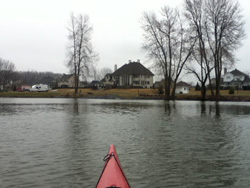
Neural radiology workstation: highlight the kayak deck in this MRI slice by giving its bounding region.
[96,144,130,188]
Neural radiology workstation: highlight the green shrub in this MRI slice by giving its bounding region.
[195,82,201,91]
[229,87,235,94]
[158,86,164,94]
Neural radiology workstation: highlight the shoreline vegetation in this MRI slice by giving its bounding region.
[1,88,250,102]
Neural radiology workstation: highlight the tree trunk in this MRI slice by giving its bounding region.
[215,76,221,101]
[164,78,171,100]
[74,64,78,94]
[208,73,214,96]
[201,83,207,101]
[171,80,177,98]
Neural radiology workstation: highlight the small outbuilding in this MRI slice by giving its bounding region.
[175,81,191,94]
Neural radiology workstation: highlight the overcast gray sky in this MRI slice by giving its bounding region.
[0,0,249,79]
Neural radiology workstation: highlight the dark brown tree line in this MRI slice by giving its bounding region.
[0,59,62,91]
[14,71,62,85]
[0,58,15,91]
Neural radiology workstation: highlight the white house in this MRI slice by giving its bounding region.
[223,68,250,89]
[57,74,75,88]
[175,81,191,94]
[102,74,116,88]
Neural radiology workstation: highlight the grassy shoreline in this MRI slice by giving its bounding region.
[1,88,250,101]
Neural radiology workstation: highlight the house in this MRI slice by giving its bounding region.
[223,68,250,89]
[90,80,103,89]
[102,74,116,88]
[57,74,75,88]
[12,80,31,91]
[80,81,89,88]
[103,60,154,88]
[175,81,191,94]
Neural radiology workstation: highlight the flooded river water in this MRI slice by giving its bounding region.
[0,98,250,187]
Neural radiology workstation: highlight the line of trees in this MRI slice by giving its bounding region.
[0,58,16,91]
[141,0,245,100]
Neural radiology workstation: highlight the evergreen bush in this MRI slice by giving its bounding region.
[229,87,235,94]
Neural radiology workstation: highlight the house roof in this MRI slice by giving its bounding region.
[244,77,250,82]
[59,74,74,82]
[112,62,154,76]
[91,80,100,84]
[176,81,191,87]
[104,73,114,82]
[230,69,248,77]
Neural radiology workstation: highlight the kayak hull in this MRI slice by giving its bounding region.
[96,144,130,188]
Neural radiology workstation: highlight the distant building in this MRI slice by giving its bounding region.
[90,80,101,88]
[222,68,250,89]
[175,81,191,94]
[102,74,115,88]
[102,60,154,88]
[80,81,88,88]
[12,80,31,91]
[57,74,75,88]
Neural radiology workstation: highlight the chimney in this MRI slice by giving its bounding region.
[224,68,227,75]
[128,60,132,63]
[114,64,117,72]
[137,59,140,63]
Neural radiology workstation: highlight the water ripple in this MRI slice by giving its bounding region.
[1,99,250,187]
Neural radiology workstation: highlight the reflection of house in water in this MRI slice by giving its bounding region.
[102,60,154,88]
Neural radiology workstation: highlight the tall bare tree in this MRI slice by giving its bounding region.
[184,0,214,100]
[184,0,245,100]
[66,13,97,94]
[205,0,245,99]
[0,58,16,91]
[141,6,195,99]
[93,67,112,81]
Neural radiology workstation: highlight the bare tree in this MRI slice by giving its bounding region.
[0,58,16,91]
[141,6,195,99]
[184,0,214,100]
[93,67,112,81]
[66,13,98,94]
[14,71,61,85]
[206,0,245,99]
[184,0,245,100]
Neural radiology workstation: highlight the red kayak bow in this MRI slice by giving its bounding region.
[96,144,131,188]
